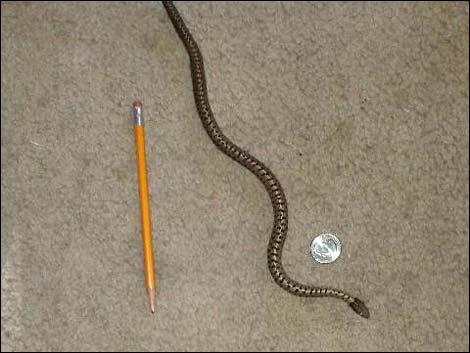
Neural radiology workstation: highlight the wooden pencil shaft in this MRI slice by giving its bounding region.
[134,125,155,288]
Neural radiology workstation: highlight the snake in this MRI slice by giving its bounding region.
[162,1,370,319]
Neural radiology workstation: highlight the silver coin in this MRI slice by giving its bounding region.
[310,233,342,264]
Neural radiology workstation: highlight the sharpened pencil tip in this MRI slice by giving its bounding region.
[147,287,155,314]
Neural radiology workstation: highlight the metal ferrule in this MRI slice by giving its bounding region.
[133,105,143,125]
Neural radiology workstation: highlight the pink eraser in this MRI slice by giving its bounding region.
[133,101,142,108]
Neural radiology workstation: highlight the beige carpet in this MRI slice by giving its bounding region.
[1,1,468,351]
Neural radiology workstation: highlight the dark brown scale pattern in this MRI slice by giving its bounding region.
[162,1,369,319]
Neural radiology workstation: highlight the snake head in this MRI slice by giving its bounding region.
[349,298,370,319]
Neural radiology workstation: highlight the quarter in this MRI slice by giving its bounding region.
[310,233,342,264]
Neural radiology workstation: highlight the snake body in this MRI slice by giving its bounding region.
[162,1,369,318]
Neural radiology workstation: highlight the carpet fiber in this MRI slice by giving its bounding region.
[1,1,468,351]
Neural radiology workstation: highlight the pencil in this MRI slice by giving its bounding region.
[132,101,156,313]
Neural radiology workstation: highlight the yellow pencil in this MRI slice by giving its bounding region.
[133,101,156,313]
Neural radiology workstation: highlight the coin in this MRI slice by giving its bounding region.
[310,233,342,264]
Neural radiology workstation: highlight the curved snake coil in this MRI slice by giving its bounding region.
[162,1,369,318]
